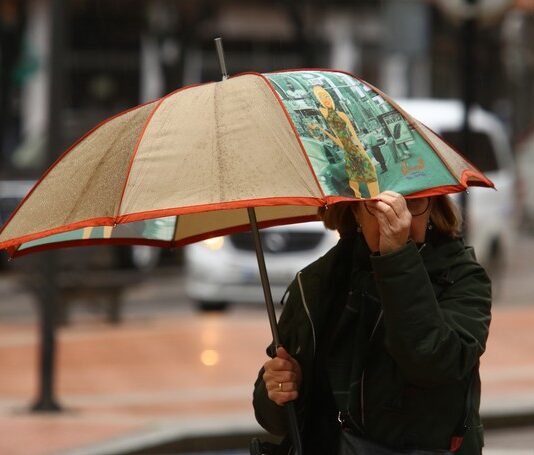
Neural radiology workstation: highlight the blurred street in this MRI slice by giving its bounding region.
[0,231,533,455]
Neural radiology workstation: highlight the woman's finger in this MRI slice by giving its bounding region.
[375,192,408,218]
[263,370,298,386]
[263,346,303,403]
[375,207,411,239]
[367,200,405,229]
[267,389,299,406]
[263,373,302,406]
[266,378,299,393]
[263,357,294,372]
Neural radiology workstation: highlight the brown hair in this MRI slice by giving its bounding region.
[428,194,462,238]
[319,202,358,237]
[319,195,462,239]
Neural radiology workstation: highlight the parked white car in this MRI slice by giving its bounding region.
[185,222,339,311]
[397,99,517,286]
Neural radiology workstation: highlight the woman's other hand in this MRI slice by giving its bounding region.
[364,191,412,254]
[263,346,302,406]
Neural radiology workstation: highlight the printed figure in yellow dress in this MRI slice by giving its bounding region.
[309,85,379,198]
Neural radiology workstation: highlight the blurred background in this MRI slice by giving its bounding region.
[1,1,534,454]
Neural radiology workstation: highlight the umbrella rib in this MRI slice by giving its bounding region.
[260,68,491,193]
[345,67,491,190]
[0,101,158,241]
[213,82,226,202]
[114,82,205,221]
[255,73,327,201]
[357,70,492,190]
[114,98,165,221]
[59,119,146,228]
[171,215,180,243]
[352,74,465,186]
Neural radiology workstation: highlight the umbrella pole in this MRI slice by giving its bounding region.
[246,208,280,346]
[247,208,303,455]
[214,37,302,454]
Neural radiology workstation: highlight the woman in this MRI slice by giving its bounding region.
[309,85,380,198]
[253,192,491,454]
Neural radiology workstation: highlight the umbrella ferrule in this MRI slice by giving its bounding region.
[214,37,229,81]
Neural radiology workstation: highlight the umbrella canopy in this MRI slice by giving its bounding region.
[0,69,493,257]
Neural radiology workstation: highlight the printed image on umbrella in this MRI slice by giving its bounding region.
[0,69,492,257]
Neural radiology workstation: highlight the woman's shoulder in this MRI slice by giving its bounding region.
[425,234,490,284]
[430,235,478,264]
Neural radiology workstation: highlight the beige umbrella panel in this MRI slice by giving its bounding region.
[0,74,325,256]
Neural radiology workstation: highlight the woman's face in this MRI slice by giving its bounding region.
[351,197,432,253]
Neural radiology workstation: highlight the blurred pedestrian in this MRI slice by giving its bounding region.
[253,192,491,455]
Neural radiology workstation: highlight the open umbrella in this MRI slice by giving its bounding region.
[0,44,493,453]
[0,69,493,256]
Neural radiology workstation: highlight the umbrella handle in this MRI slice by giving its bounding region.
[286,402,304,455]
[247,208,303,455]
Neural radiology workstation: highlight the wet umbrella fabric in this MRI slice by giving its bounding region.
[0,69,492,256]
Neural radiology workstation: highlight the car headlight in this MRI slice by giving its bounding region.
[202,236,224,250]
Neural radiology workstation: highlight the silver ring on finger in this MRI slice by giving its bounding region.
[278,382,283,391]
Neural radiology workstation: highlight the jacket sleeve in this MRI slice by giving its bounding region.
[370,241,492,387]
[252,281,307,436]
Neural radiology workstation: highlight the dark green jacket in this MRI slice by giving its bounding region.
[253,233,491,454]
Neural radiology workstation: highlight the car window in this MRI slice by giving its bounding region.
[440,131,499,173]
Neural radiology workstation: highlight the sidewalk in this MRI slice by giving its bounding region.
[0,304,271,455]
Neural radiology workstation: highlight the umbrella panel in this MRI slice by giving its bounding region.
[265,70,480,199]
[14,205,320,255]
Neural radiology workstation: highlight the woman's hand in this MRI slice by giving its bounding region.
[364,191,412,255]
[263,346,302,406]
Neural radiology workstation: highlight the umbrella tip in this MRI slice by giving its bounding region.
[214,37,229,81]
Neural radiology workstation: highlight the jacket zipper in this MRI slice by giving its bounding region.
[297,272,316,357]
[359,244,426,430]
[359,244,425,429]
[297,273,385,432]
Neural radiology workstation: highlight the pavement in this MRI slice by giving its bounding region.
[0,233,534,455]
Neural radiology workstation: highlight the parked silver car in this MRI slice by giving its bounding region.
[185,222,339,311]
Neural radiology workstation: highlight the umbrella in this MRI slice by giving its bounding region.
[0,70,493,256]
[0,46,493,453]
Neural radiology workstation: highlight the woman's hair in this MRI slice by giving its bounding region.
[319,202,358,237]
[428,194,463,238]
[318,194,462,239]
